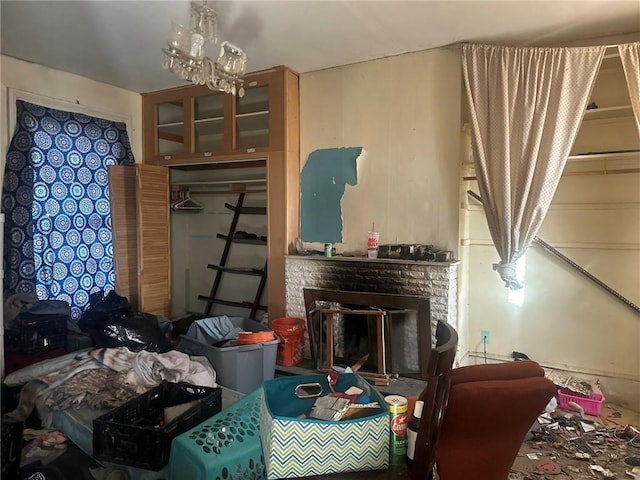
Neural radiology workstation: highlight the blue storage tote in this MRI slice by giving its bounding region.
[169,389,266,480]
[177,317,278,394]
[260,373,390,478]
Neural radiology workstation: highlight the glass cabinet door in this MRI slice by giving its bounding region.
[236,86,270,150]
[195,94,225,154]
[157,100,185,157]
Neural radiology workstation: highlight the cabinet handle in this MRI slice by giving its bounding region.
[163,155,172,160]
[204,152,212,157]
[248,81,258,87]
[246,148,256,153]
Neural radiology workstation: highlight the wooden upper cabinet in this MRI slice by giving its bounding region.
[143,66,296,164]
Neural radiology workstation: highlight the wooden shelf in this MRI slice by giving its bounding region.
[567,150,640,162]
[194,117,224,124]
[158,121,184,128]
[583,105,634,121]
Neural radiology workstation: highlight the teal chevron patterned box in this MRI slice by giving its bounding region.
[260,373,390,478]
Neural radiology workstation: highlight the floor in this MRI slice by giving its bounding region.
[510,401,640,480]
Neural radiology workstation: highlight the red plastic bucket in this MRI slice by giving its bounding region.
[272,317,305,366]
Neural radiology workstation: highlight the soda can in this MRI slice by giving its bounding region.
[384,394,408,465]
[324,243,333,257]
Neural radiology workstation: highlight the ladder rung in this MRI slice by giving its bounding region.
[224,203,267,215]
[216,234,267,245]
[198,296,267,312]
[198,296,248,309]
[206,265,265,275]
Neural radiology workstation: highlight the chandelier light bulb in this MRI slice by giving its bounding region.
[189,33,205,60]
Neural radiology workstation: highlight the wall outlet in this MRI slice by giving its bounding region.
[481,330,490,344]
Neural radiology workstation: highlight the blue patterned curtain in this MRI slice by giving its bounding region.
[2,100,135,318]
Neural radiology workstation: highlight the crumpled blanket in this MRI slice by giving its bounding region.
[7,347,217,427]
[129,349,217,393]
[185,315,241,344]
[91,347,217,393]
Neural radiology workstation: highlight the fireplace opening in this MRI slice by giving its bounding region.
[338,305,381,371]
[333,306,421,374]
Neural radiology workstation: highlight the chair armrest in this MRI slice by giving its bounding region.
[451,360,544,386]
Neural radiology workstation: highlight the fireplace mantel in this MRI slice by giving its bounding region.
[284,255,459,358]
[286,255,461,267]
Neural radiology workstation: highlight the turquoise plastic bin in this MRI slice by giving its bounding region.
[168,389,266,480]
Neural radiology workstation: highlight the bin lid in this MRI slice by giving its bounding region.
[238,330,275,345]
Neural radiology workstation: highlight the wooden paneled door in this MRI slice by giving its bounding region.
[109,164,171,317]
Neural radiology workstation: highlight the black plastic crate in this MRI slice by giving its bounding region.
[1,417,24,480]
[5,313,67,354]
[93,381,221,470]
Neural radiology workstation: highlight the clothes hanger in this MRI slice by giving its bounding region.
[172,191,203,211]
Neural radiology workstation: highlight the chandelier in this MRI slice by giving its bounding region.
[162,1,247,96]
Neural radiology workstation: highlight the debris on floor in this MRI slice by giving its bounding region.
[544,370,599,397]
[511,401,640,480]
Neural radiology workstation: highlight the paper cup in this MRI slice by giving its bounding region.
[367,231,379,258]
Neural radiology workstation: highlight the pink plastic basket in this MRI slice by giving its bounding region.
[557,388,605,416]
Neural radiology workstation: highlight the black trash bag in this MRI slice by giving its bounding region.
[78,290,172,353]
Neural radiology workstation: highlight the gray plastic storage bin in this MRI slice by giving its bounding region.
[177,317,279,394]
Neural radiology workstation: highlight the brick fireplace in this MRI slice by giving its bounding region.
[284,255,459,376]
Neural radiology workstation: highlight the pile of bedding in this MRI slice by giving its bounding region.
[4,347,217,427]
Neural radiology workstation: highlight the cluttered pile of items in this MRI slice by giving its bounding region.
[293,370,383,421]
[168,368,408,479]
[509,371,640,479]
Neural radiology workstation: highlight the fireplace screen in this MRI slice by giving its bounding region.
[303,289,432,380]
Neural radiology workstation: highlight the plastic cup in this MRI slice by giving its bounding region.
[367,231,379,258]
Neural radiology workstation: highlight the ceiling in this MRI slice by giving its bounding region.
[1,1,639,94]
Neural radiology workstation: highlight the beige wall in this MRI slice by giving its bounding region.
[1,55,142,185]
[299,47,462,255]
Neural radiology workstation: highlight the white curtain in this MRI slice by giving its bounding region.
[618,42,640,134]
[462,44,605,288]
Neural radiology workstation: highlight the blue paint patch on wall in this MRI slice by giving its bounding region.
[301,147,362,243]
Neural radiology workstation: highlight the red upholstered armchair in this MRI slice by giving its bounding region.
[434,361,557,480]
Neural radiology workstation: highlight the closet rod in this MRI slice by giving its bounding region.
[186,189,266,195]
[171,179,266,187]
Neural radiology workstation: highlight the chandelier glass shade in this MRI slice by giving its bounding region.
[162,1,247,96]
